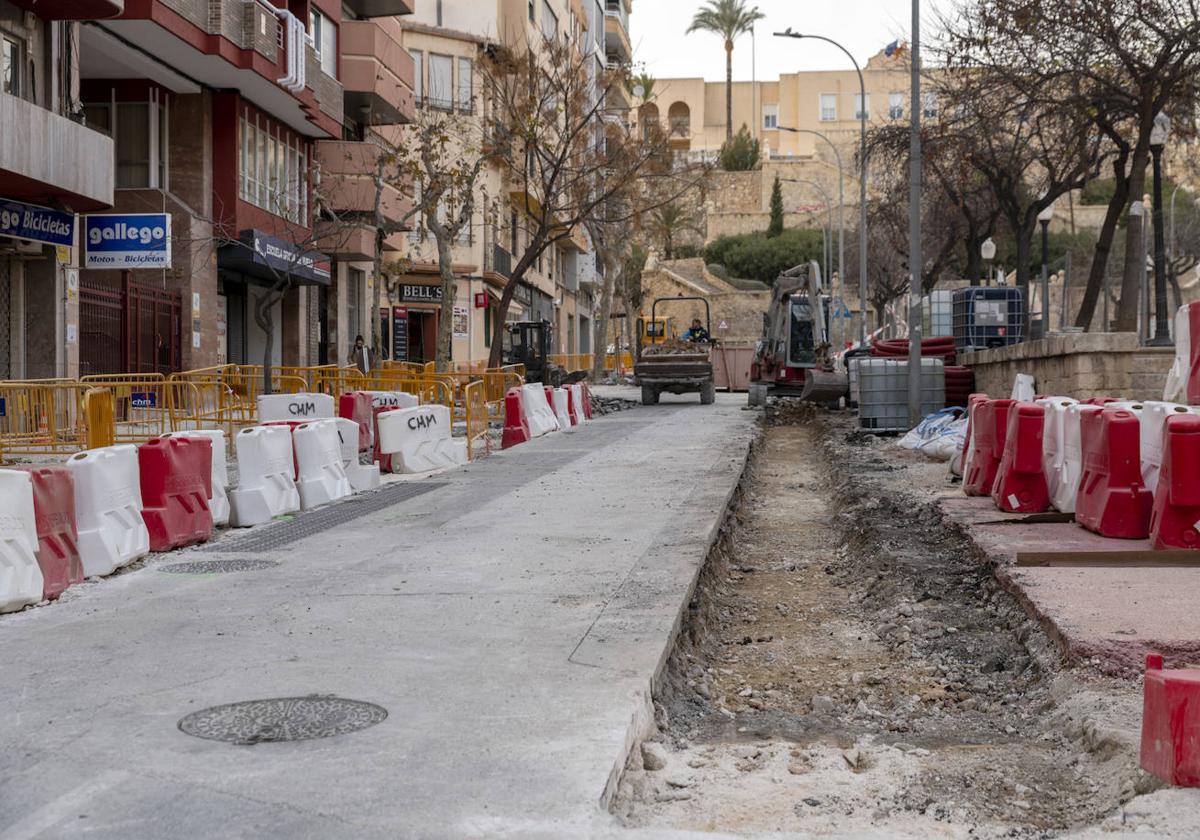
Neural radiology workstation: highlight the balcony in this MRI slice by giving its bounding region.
[10,0,122,19]
[343,0,414,18]
[341,19,416,127]
[604,1,632,64]
[314,140,411,229]
[0,92,114,211]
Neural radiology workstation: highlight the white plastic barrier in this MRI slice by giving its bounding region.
[229,425,300,527]
[257,393,335,423]
[334,417,381,493]
[66,444,150,576]
[166,430,229,527]
[570,384,589,425]
[1052,401,1142,513]
[0,469,44,613]
[1036,397,1078,510]
[1163,305,1191,402]
[377,404,468,473]
[551,388,574,433]
[1140,401,1197,494]
[292,420,353,509]
[519,384,559,437]
[1011,373,1036,402]
[364,391,419,410]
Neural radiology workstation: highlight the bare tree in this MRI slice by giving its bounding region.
[939,0,1200,331]
[481,37,703,368]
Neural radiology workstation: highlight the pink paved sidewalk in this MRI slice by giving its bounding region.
[940,496,1200,677]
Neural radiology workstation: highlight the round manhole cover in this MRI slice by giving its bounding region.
[160,559,281,574]
[178,696,387,745]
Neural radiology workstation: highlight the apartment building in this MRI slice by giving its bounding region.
[1,0,117,379]
[388,0,630,364]
[66,0,414,375]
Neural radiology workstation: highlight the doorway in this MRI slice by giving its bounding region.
[408,309,437,362]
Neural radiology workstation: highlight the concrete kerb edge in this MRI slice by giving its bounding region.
[596,418,763,811]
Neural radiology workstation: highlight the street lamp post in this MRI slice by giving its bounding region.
[779,126,845,295]
[782,178,834,284]
[907,0,923,426]
[1038,203,1054,339]
[775,28,868,348]
[981,237,996,287]
[1149,112,1173,346]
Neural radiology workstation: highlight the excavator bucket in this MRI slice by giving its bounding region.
[800,368,848,404]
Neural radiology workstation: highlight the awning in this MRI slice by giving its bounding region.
[217,229,331,286]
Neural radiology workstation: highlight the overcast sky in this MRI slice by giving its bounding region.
[628,1,952,81]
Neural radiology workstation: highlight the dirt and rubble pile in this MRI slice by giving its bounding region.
[612,412,1156,838]
[590,394,639,415]
[641,339,708,357]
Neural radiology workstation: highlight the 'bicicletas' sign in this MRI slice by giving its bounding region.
[0,198,74,247]
[84,214,172,269]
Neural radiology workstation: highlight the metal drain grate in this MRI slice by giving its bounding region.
[160,559,281,574]
[202,481,446,554]
[178,696,387,745]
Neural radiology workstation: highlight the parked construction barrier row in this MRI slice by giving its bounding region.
[378,405,467,473]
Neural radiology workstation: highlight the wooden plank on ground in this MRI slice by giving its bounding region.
[1016,550,1200,568]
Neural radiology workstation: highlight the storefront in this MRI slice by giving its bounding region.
[216,230,330,366]
[0,198,76,380]
[381,279,441,363]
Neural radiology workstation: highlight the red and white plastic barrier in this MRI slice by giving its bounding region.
[67,444,150,576]
[338,391,374,451]
[139,436,214,552]
[378,405,467,473]
[991,402,1050,513]
[1036,397,1078,510]
[570,384,590,425]
[1076,407,1153,539]
[548,387,573,433]
[521,384,560,436]
[963,399,1014,496]
[1139,402,1197,495]
[502,388,530,449]
[334,417,381,493]
[1163,302,1198,403]
[1141,652,1200,786]
[29,466,82,600]
[1149,413,1200,550]
[293,419,353,509]
[0,469,44,612]
[229,425,301,527]
[166,430,229,527]
[257,393,335,423]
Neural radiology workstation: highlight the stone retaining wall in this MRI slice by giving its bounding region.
[960,333,1174,401]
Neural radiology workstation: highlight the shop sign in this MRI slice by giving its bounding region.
[131,392,158,409]
[0,198,74,247]
[399,284,443,303]
[84,214,172,269]
[474,291,490,309]
[392,306,409,361]
[251,231,331,282]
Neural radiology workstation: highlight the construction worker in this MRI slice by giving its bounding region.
[682,318,711,344]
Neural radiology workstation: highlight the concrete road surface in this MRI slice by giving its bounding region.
[0,389,757,840]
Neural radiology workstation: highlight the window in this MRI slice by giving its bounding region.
[762,104,778,130]
[348,268,364,340]
[510,209,518,254]
[309,10,337,78]
[2,35,22,98]
[428,54,453,109]
[435,0,443,26]
[457,57,473,113]
[411,50,423,105]
[409,182,424,242]
[888,92,904,120]
[819,93,837,122]
[115,104,151,187]
[923,92,939,119]
[541,0,558,40]
[238,110,309,225]
[854,93,870,120]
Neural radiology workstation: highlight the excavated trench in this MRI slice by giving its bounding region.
[612,406,1158,838]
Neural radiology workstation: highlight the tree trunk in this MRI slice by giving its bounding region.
[1115,144,1151,332]
[254,284,284,396]
[725,40,734,142]
[1015,219,1035,332]
[371,228,385,359]
[434,232,457,372]
[1076,149,1131,331]
[591,255,617,382]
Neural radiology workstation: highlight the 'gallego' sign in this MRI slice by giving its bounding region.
[85,214,172,269]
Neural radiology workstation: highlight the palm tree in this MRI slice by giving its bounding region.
[648,201,703,260]
[686,0,764,142]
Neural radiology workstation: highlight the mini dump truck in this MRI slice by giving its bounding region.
[634,297,716,406]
